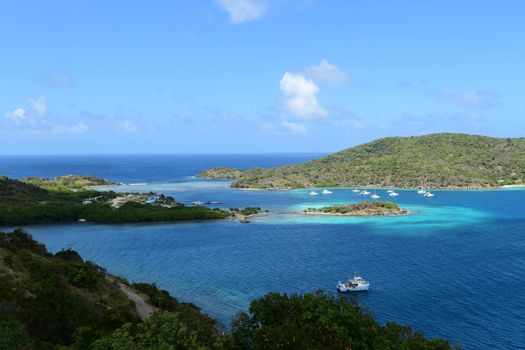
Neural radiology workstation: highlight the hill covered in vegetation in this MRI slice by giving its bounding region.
[305,201,408,216]
[21,175,116,191]
[1,230,457,349]
[198,133,525,189]
[0,229,231,349]
[0,176,229,226]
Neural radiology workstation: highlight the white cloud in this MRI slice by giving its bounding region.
[282,119,306,134]
[48,122,89,135]
[431,87,499,109]
[217,0,267,23]
[306,59,349,85]
[280,72,327,119]
[4,108,32,125]
[117,120,138,133]
[257,118,307,134]
[27,97,49,117]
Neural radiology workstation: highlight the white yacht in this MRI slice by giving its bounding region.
[337,275,370,292]
[360,190,371,195]
[424,192,435,197]
[308,191,319,196]
[417,188,427,194]
[388,191,399,197]
[370,191,380,199]
[352,189,361,193]
[386,190,393,193]
[321,189,333,195]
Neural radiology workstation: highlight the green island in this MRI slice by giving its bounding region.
[21,175,117,191]
[0,175,229,226]
[197,133,525,189]
[0,229,457,349]
[304,201,408,216]
[229,207,267,223]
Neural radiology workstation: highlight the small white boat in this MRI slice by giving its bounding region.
[371,194,380,199]
[191,201,204,205]
[388,191,399,197]
[417,189,427,194]
[352,189,360,193]
[337,275,370,292]
[386,190,393,193]
[360,190,370,195]
[308,191,319,196]
[321,189,333,195]
[424,192,435,197]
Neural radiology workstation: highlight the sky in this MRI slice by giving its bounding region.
[1,0,524,155]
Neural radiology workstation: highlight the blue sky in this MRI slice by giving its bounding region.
[1,0,524,154]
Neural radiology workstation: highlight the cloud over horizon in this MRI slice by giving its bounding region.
[217,0,268,23]
[306,59,349,85]
[428,86,500,109]
[280,72,327,119]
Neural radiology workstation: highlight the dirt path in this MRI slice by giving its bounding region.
[117,282,157,320]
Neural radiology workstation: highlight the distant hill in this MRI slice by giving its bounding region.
[198,133,525,189]
[21,174,116,190]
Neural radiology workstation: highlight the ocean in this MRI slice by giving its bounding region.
[1,154,524,349]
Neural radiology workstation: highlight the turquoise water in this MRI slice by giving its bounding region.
[1,155,524,349]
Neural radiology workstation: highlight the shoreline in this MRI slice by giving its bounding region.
[230,183,525,192]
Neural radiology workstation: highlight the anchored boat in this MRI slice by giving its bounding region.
[337,275,370,292]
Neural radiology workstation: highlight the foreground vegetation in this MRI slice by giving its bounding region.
[0,230,229,349]
[305,201,408,216]
[198,133,525,189]
[0,176,229,226]
[0,230,457,349]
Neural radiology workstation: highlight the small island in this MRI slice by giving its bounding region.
[304,201,408,217]
[229,207,267,223]
[197,166,244,179]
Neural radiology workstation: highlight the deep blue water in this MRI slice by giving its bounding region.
[1,155,524,349]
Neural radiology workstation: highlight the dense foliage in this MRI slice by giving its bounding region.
[21,175,116,191]
[232,291,457,350]
[0,176,230,225]
[200,133,525,189]
[0,230,457,349]
[239,207,262,216]
[0,229,138,349]
[306,201,405,215]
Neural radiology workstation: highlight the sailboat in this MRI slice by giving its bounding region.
[360,190,370,196]
[417,180,427,194]
[321,189,333,195]
[308,191,319,196]
[388,191,399,197]
[370,190,380,199]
